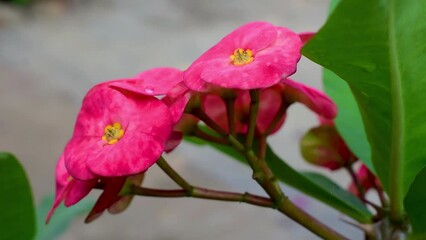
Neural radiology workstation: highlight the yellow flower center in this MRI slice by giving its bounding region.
[230,48,254,66]
[102,122,125,145]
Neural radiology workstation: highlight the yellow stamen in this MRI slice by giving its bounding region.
[102,122,125,145]
[230,48,254,66]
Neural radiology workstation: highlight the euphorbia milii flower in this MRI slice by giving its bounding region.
[64,83,173,180]
[109,68,192,153]
[184,21,302,91]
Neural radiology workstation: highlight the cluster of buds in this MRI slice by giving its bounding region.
[47,21,340,223]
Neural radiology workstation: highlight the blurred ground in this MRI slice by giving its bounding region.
[0,0,362,239]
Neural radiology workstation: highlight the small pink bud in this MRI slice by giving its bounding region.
[300,124,356,170]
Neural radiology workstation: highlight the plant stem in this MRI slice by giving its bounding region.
[258,136,267,160]
[345,165,365,200]
[191,101,346,239]
[193,125,229,144]
[192,108,229,136]
[130,186,274,208]
[156,157,193,193]
[263,96,287,136]
[225,97,237,136]
[368,172,387,208]
[388,0,404,224]
[245,90,260,149]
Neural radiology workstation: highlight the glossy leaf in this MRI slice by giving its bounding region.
[185,136,372,223]
[0,152,36,240]
[35,194,96,240]
[302,0,426,226]
[323,69,373,172]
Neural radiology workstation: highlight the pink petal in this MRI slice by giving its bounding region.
[183,61,217,92]
[88,133,165,177]
[47,154,93,223]
[256,85,287,134]
[282,78,337,119]
[55,154,72,188]
[108,173,145,214]
[202,94,229,132]
[217,21,277,53]
[164,131,183,153]
[199,27,302,90]
[64,179,97,207]
[201,58,284,89]
[45,180,72,224]
[162,83,191,124]
[298,32,316,45]
[64,137,100,180]
[85,177,126,223]
[109,68,183,96]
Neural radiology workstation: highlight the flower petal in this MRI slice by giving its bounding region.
[298,32,316,45]
[65,137,101,180]
[199,26,301,89]
[88,133,165,177]
[109,68,183,96]
[64,179,97,207]
[283,78,337,119]
[85,177,126,223]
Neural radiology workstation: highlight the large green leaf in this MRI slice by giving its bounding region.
[323,69,373,172]
[0,153,36,240]
[35,194,96,240]
[405,167,426,239]
[318,0,373,173]
[302,0,426,225]
[185,136,372,223]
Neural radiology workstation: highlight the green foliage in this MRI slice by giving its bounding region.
[405,168,426,237]
[0,153,35,240]
[185,136,372,223]
[303,0,426,235]
[35,194,96,240]
[323,69,373,172]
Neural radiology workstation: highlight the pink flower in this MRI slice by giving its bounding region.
[64,83,173,180]
[110,68,192,153]
[184,21,302,91]
[201,78,336,136]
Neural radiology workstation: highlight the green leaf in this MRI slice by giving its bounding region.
[0,152,36,240]
[35,194,96,240]
[329,0,341,13]
[321,0,374,173]
[302,0,426,224]
[323,69,373,172]
[405,167,426,239]
[184,136,372,223]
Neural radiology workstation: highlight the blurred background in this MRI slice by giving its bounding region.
[0,0,361,239]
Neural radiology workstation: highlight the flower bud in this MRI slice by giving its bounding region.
[300,124,356,170]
